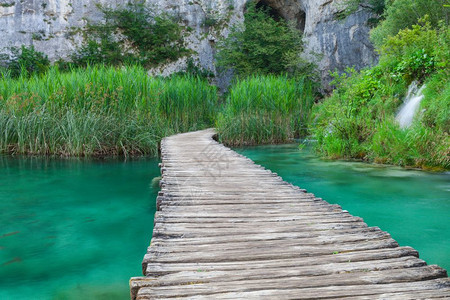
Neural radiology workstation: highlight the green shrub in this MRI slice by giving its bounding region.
[370,0,448,47]
[0,65,218,156]
[377,17,450,87]
[0,45,50,78]
[217,75,316,145]
[173,58,214,79]
[216,1,313,78]
[72,3,189,67]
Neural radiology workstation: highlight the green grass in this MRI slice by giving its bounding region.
[217,75,316,146]
[0,65,217,156]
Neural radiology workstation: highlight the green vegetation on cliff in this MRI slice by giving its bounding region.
[370,0,448,47]
[72,3,190,68]
[216,1,315,78]
[0,3,190,77]
[312,15,449,170]
[0,45,50,78]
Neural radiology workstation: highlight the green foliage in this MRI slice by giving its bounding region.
[370,0,448,47]
[0,45,50,78]
[72,3,189,67]
[173,58,214,79]
[378,18,439,83]
[217,75,317,145]
[202,16,218,28]
[0,1,15,7]
[0,65,217,156]
[337,0,386,25]
[312,20,450,170]
[216,1,314,78]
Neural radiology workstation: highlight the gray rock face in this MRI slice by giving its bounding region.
[300,0,378,86]
[0,0,378,87]
[0,0,120,61]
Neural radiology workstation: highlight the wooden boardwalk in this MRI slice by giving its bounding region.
[130,129,449,299]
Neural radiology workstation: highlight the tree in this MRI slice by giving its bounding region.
[216,2,312,78]
[370,0,448,47]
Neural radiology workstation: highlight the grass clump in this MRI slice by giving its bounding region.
[0,65,217,157]
[217,75,316,146]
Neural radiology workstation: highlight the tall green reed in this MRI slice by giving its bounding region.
[0,65,218,156]
[217,75,316,146]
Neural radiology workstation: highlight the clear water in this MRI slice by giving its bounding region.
[0,156,159,300]
[236,144,450,272]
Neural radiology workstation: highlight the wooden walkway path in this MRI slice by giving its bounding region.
[130,129,449,299]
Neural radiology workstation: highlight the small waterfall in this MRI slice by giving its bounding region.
[396,81,426,129]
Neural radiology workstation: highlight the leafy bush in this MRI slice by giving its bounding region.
[72,3,189,67]
[0,45,50,78]
[379,18,439,83]
[216,1,313,78]
[217,75,316,145]
[370,0,448,47]
[173,58,214,79]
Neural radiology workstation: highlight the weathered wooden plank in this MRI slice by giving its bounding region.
[152,222,370,239]
[134,257,428,291]
[154,211,357,219]
[150,226,386,246]
[144,246,420,275]
[154,219,359,230]
[136,266,447,298]
[159,203,343,212]
[137,278,450,299]
[148,234,394,256]
[143,239,400,264]
[157,198,322,207]
[154,213,363,224]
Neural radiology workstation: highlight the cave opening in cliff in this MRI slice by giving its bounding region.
[254,0,306,33]
[255,1,283,22]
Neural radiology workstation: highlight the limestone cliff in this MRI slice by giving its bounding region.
[0,0,378,86]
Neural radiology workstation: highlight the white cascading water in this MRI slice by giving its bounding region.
[396,81,426,128]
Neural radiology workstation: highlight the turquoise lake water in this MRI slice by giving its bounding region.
[1,144,449,299]
[236,144,450,272]
[0,157,160,300]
